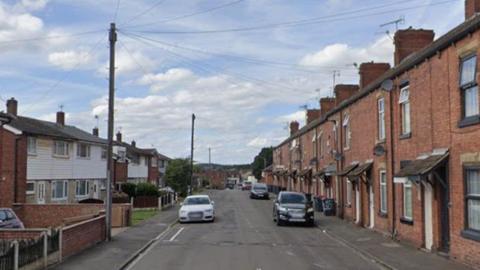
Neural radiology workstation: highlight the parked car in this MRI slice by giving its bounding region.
[0,208,24,229]
[242,181,252,190]
[250,183,269,199]
[272,192,314,226]
[178,195,215,223]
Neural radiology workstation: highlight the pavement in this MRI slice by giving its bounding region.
[49,205,179,270]
[53,189,473,270]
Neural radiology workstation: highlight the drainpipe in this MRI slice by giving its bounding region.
[389,88,397,239]
[13,137,19,203]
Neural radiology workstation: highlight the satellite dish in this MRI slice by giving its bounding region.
[334,152,343,161]
[381,79,394,92]
[373,145,386,156]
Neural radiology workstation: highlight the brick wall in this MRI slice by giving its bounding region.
[0,130,27,208]
[13,203,104,228]
[148,162,159,186]
[62,215,106,258]
[0,229,43,240]
[114,160,128,185]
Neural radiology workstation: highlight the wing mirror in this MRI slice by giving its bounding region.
[211,201,215,205]
[180,202,183,206]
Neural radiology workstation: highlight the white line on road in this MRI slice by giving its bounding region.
[168,227,185,242]
[286,251,295,256]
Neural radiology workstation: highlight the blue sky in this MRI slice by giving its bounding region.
[0,0,465,164]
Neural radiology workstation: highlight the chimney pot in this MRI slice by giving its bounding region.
[56,111,65,126]
[116,131,122,142]
[92,127,99,136]
[465,0,480,19]
[290,121,299,136]
[131,140,136,147]
[394,28,434,65]
[6,98,17,116]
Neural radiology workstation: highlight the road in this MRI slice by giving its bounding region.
[127,189,383,270]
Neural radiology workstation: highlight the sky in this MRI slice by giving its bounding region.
[0,0,466,164]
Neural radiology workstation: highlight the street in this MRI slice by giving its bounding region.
[126,189,381,270]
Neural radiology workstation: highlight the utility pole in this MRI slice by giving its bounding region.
[106,22,116,241]
[208,147,211,165]
[189,113,195,195]
[332,70,340,96]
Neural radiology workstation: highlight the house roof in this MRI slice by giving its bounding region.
[275,14,480,150]
[348,162,373,178]
[6,115,107,144]
[337,163,358,176]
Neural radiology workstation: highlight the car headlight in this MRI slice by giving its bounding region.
[180,210,187,215]
[307,207,314,213]
[278,206,287,213]
[204,209,213,213]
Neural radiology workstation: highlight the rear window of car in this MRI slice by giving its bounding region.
[253,185,267,190]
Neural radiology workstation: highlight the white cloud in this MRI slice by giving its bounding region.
[139,68,195,92]
[48,50,93,70]
[247,137,268,148]
[299,36,394,67]
[97,49,156,77]
[18,0,49,11]
[276,110,305,126]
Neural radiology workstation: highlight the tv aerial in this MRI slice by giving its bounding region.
[378,16,405,40]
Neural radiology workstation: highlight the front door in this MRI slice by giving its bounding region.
[93,181,100,199]
[37,181,45,204]
[369,185,375,228]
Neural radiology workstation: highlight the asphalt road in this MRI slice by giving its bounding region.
[127,189,383,270]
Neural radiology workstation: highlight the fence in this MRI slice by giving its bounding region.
[133,196,158,208]
[0,230,59,270]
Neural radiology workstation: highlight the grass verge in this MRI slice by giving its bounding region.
[132,209,159,226]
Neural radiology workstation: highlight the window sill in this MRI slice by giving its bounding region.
[400,217,413,225]
[378,212,388,218]
[399,133,412,140]
[461,229,480,242]
[28,153,37,157]
[458,115,480,128]
[376,139,386,145]
[52,155,69,159]
[76,157,91,160]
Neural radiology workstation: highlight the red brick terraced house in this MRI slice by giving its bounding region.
[271,1,480,267]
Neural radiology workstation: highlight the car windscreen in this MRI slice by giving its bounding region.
[184,197,210,205]
[279,194,306,204]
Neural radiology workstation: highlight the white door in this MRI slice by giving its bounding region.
[37,181,45,204]
[356,185,361,224]
[424,183,433,251]
[93,181,99,199]
[369,186,375,229]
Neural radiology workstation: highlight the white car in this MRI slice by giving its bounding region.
[178,195,215,223]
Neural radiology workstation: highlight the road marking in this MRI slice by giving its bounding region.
[286,251,295,256]
[123,224,178,270]
[168,227,185,242]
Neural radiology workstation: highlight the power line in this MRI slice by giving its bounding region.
[129,0,458,35]
[113,0,121,22]
[0,29,104,45]
[120,30,358,75]
[22,34,107,114]
[125,0,245,29]
[119,0,168,27]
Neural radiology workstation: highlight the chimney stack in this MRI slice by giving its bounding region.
[131,140,136,147]
[306,109,321,124]
[359,62,391,89]
[56,111,65,126]
[465,0,480,19]
[6,98,17,116]
[394,28,434,65]
[320,97,336,116]
[290,121,299,136]
[92,127,99,136]
[116,131,122,142]
[334,84,359,106]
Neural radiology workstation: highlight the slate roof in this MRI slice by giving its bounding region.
[337,163,358,176]
[348,162,373,177]
[275,14,480,150]
[394,153,449,177]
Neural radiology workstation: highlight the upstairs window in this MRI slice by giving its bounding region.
[342,114,351,149]
[460,55,479,122]
[399,86,411,135]
[27,137,37,155]
[378,98,386,141]
[53,141,69,157]
[101,147,107,160]
[76,143,91,158]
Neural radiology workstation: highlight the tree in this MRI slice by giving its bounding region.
[165,158,191,197]
[136,182,159,197]
[251,147,273,180]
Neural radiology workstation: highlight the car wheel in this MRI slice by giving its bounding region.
[306,220,315,227]
[276,214,284,226]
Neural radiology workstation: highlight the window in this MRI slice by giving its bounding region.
[403,181,413,220]
[460,55,479,120]
[26,182,35,195]
[132,155,140,165]
[160,160,165,168]
[318,132,323,157]
[144,157,149,166]
[380,171,387,214]
[76,143,90,158]
[101,147,107,160]
[27,137,37,155]
[76,180,90,197]
[152,157,157,167]
[465,166,480,232]
[378,98,386,141]
[346,180,352,205]
[343,114,351,149]
[399,86,411,135]
[53,141,69,157]
[52,180,68,200]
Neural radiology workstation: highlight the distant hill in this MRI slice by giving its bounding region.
[197,163,251,171]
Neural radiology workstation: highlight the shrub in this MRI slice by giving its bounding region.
[121,183,137,198]
[136,182,159,197]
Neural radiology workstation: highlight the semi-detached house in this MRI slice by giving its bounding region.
[268,1,480,268]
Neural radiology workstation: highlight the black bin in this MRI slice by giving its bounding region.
[322,198,336,216]
[314,197,323,212]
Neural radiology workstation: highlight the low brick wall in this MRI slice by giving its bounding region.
[62,215,106,258]
[0,229,44,240]
[12,203,104,228]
